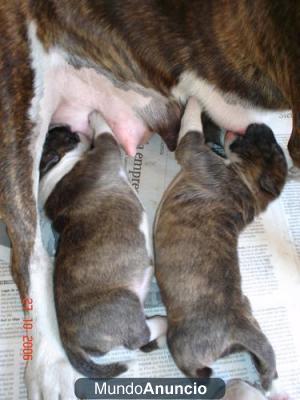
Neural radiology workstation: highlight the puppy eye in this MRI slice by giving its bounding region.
[65,134,79,144]
[229,141,240,152]
[40,152,60,176]
[72,132,80,143]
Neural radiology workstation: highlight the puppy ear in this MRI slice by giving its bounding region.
[259,172,280,197]
[40,151,60,175]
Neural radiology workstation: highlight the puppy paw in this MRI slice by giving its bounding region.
[268,394,291,400]
[25,349,83,400]
[140,335,167,353]
[88,110,112,138]
[140,339,160,353]
[146,315,168,342]
[267,379,292,400]
[141,316,167,352]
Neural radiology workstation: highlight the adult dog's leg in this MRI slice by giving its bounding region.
[0,23,81,400]
[278,24,300,176]
[0,117,82,400]
[0,113,82,400]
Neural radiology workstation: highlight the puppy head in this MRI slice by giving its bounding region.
[224,124,287,210]
[40,125,81,178]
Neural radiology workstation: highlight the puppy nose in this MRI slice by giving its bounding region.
[196,366,212,378]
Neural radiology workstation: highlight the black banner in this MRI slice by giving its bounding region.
[75,378,226,399]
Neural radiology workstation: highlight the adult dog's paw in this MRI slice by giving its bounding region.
[25,353,83,400]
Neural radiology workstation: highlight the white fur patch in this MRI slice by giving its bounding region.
[130,212,153,303]
[26,22,83,400]
[146,316,168,342]
[139,211,152,258]
[25,224,83,400]
[28,236,60,350]
[224,380,266,400]
[133,266,153,304]
[266,379,291,400]
[119,168,129,181]
[172,71,282,132]
[178,97,203,143]
[39,137,90,206]
[28,23,65,199]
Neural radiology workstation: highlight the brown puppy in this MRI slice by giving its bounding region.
[154,99,287,391]
[39,113,166,378]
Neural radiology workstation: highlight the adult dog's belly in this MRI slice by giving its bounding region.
[51,67,290,153]
[30,23,291,158]
[49,65,168,156]
[29,22,177,157]
[172,71,291,136]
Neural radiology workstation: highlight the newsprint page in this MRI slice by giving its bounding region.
[1,111,300,399]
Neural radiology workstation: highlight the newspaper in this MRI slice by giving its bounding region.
[1,110,300,399]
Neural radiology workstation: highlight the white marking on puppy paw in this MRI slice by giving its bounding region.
[267,379,291,400]
[146,316,168,342]
[224,380,266,400]
[156,334,167,348]
[268,394,291,400]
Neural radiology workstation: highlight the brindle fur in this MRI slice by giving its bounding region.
[41,126,152,377]
[0,1,34,298]
[23,0,300,155]
[0,1,298,394]
[0,0,299,295]
[154,122,287,389]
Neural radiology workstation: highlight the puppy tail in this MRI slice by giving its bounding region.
[65,346,128,378]
[231,318,277,390]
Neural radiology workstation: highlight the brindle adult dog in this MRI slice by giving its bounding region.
[0,1,298,399]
